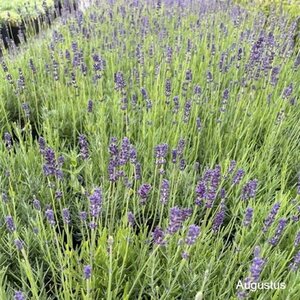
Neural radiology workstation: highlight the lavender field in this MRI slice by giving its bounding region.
[0,0,299,299]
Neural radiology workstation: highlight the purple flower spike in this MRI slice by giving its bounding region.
[79,134,89,160]
[14,291,25,300]
[185,225,200,245]
[127,212,135,226]
[5,216,16,232]
[83,265,92,279]
[243,207,253,227]
[138,183,152,205]
[290,250,300,271]
[241,179,258,200]
[89,188,102,218]
[45,209,56,226]
[249,246,266,282]
[167,207,192,234]
[262,202,280,233]
[294,231,300,247]
[152,227,166,245]
[269,218,287,246]
[154,144,168,166]
[62,208,71,224]
[160,179,170,205]
[212,202,226,232]
[232,169,245,185]
[14,239,24,251]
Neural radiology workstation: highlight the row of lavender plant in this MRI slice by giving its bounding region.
[0,0,299,299]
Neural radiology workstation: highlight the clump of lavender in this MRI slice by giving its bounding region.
[33,197,41,210]
[243,207,254,227]
[185,225,200,245]
[269,218,287,246]
[167,207,192,234]
[160,179,170,205]
[152,227,166,245]
[89,188,102,218]
[241,179,258,200]
[138,183,152,205]
[5,216,16,232]
[262,202,280,233]
[83,265,92,279]
[79,134,89,160]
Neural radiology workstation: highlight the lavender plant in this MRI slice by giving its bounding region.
[0,0,299,299]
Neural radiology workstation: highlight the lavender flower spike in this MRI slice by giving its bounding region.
[185,225,200,245]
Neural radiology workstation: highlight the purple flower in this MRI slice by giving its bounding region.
[241,179,258,200]
[83,265,92,279]
[171,149,177,164]
[79,211,87,222]
[127,212,135,226]
[135,162,142,180]
[262,202,280,233]
[152,227,166,245]
[232,169,245,185]
[5,216,16,232]
[227,160,236,174]
[165,79,171,97]
[33,198,41,210]
[22,103,30,118]
[183,100,192,123]
[62,208,71,224]
[14,291,25,300]
[160,179,170,205]
[138,184,152,205]
[45,209,56,226]
[212,201,226,232]
[4,132,12,150]
[38,136,46,153]
[89,188,102,218]
[87,99,93,112]
[119,137,131,165]
[154,144,168,166]
[283,83,293,98]
[167,207,192,234]
[290,250,300,271]
[294,231,300,247]
[114,71,126,91]
[42,147,63,179]
[14,239,24,251]
[195,181,205,205]
[181,251,189,259]
[249,246,266,282]
[185,225,200,245]
[79,134,89,160]
[243,207,253,227]
[269,218,287,246]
